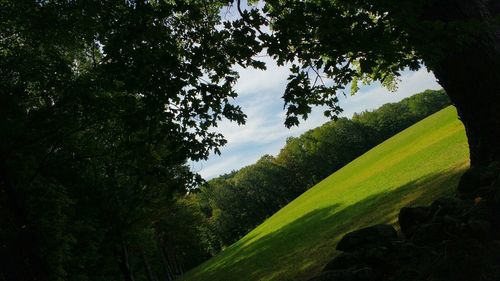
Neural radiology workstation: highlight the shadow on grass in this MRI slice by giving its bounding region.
[183,165,467,281]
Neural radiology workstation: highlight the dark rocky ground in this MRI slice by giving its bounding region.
[310,163,500,281]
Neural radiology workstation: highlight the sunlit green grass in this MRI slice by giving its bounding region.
[180,106,469,281]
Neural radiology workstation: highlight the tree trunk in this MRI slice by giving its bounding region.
[159,245,175,281]
[140,248,157,281]
[421,0,500,167]
[161,244,185,278]
[119,245,136,281]
[0,174,47,281]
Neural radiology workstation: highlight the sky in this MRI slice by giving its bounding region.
[191,57,442,179]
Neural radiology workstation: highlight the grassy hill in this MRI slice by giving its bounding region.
[180,106,469,281]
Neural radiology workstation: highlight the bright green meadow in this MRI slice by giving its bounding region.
[180,106,469,281]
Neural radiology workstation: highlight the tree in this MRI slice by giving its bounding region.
[238,0,500,167]
[0,1,263,280]
[276,119,372,187]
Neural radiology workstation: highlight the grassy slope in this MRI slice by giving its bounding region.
[181,106,469,281]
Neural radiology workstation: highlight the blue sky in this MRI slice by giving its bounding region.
[191,57,441,179]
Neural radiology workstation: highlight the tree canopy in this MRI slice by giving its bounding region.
[0,1,264,280]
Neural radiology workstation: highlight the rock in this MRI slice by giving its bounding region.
[487,161,500,171]
[435,214,461,225]
[480,170,499,186]
[465,199,500,238]
[432,238,500,281]
[465,219,493,240]
[310,175,500,281]
[480,162,500,185]
[477,184,499,198]
[458,165,500,198]
[487,196,500,237]
[429,197,471,218]
[308,267,376,281]
[410,222,455,246]
[494,186,500,205]
[465,199,492,221]
[323,253,361,271]
[399,206,431,239]
[359,246,391,270]
[336,224,398,252]
[387,241,427,263]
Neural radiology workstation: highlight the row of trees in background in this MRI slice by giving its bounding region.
[189,89,450,255]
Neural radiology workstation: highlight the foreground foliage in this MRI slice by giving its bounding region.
[0,1,262,280]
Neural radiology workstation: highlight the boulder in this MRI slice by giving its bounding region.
[386,241,427,263]
[477,185,498,198]
[323,253,361,271]
[398,206,431,239]
[410,222,454,246]
[336,224,398,252]
[458,165,500,198]
[308,267,376,281]
[311,185,500,281]
[479,162,500,186]
[464,219,493,240]
[429,197,470,218]
[465,199,492,220]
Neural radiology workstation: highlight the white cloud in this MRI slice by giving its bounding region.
[233,57,290,96]
[195,67,442,179]
[191,155,241,178]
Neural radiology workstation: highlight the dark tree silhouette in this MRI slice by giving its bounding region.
[0,1,262,280]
